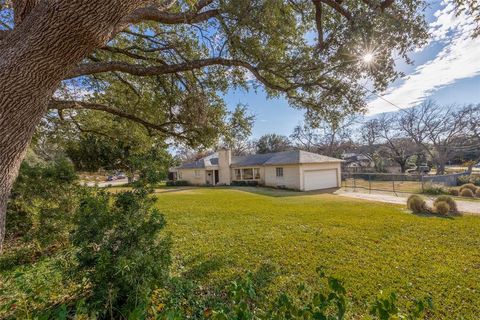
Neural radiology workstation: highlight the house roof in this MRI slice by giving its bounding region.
[178,150,342,169]
[177,153,219,169]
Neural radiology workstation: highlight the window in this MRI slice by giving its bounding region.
[235,169,242,180]
[178,171,183,179]
[194,170,201,177]
[276,167,284,177]
[242,168,254,180]
[254,168,261,179]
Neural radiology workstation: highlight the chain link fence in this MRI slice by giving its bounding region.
[341,172,468,196]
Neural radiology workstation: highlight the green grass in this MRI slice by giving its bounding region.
[155,187,480,318]
[2,186,480,318]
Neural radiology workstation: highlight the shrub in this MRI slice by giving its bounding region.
[434,201,450,215]
[460,188,475,198]
[422,184,447,195]
[231,180,259,187]
[166,180,189,186]
[71,188,171,318]
[434,195,458,214]
[460,183,478,193]
[476,188,480,198]
[407,195,430,214]
[458,175,480,186]
[6,157,80,250]
[448,189,459,196]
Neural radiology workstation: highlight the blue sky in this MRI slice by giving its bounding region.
[224,0,480,138]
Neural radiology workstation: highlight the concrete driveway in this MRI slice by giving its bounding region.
[335,190,480,215]
[84,178,129,187]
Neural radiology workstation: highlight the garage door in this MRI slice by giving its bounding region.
[303,169,338,191]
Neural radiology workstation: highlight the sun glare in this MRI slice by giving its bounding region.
[362,52,375,64]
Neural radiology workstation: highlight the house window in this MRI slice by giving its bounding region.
[178,171,183,179]
[235,169,242,180]
[194,170,201,178]
[242,168,254,180]
[253,168,260,180]
[276,167,284,177]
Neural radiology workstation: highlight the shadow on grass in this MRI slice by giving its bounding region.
[225,186,340,198]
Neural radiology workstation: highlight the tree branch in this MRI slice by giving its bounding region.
[121,6,219,25]
[68,58,288,92]
[49,100,175,136]
[319,0,352,20]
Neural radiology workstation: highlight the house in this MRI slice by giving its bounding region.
[172,149,343,191]
[342,152,373,173]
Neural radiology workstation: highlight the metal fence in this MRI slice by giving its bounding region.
[341,172,468,195]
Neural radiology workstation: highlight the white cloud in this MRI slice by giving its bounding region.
[368,0,480,114]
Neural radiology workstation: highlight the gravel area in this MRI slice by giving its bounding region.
[336,190,480,215]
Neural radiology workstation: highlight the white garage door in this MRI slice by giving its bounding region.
[303,169,338,191]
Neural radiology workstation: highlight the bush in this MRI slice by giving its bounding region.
[460,188,475,198]
[448,189,459,196]
[166,180,189,186]
[434,201,450,215]
[71,188,171,318]
[231,180,259,187]
[6,157,80,250]
[407,195,430,214]
[422,184,447,195]
[476,188,480,198]
[434,195,458,214]
[460,183,478,193]
[458,175,480,186]
[151,269,432,320]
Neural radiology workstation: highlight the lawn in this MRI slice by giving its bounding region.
[2,186,480,318]
[155,187,480,318]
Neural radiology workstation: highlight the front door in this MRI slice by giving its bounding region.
[214,170,219,185]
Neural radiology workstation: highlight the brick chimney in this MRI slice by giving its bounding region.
[218,148,232,185]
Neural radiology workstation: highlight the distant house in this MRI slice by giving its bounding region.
[171,149,343,191]
[342,152,373,172]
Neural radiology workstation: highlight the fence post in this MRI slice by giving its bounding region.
[368,174,371,194]
[353,174,356,192]
[392,177,397,196]
[421,175,424,194]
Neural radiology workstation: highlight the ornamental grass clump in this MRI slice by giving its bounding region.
[460,183,477,193]
[407,195,430,214]
[434,201,450,215]
[434,195,458,215]
[448,189,459,196]
[460,188,475,198]
[476,188,480,198]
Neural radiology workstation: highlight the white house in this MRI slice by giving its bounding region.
[172,149,343,191]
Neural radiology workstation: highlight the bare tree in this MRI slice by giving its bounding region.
[290,116,356,157]
[375,114,418,173]
[399,101,473,175]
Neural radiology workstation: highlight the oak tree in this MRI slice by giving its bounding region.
[1,0,463,249]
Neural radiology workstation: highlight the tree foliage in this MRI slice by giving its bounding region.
[255,133,292,154]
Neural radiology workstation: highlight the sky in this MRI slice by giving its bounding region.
[224,0,480,138]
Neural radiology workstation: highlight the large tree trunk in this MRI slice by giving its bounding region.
[0,0,147,252]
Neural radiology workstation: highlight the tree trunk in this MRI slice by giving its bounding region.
[0,0,147,252]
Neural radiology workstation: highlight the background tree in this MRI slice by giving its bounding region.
[399,101,473,175]
[255,134,292,154]
[219,105,255,156]
[373,114,418,173]
[290,114,355,157]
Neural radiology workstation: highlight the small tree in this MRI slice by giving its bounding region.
[71,188,171,317]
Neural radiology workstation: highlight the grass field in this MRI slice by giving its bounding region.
[2,186,480,318]
[155,187,480,318]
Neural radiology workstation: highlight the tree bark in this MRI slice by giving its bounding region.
[0,0,150,252]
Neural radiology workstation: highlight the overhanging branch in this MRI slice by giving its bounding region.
[49,100,176,136]
[68,58,288,92]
